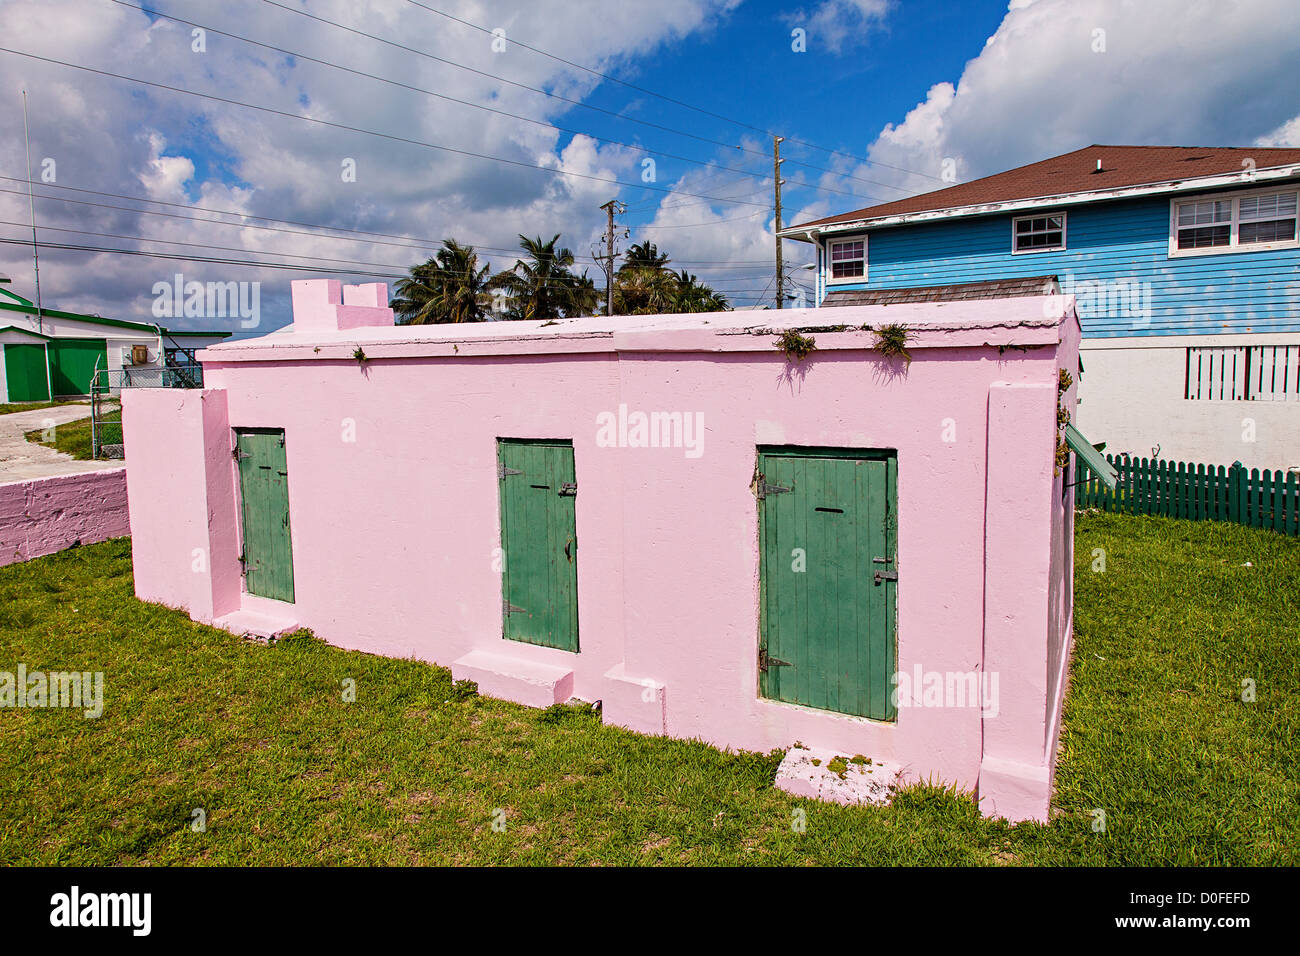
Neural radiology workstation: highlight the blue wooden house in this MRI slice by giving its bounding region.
[781,145,1300,470]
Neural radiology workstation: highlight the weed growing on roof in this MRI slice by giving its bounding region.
[872,323,912,365]
[775,329,817,362]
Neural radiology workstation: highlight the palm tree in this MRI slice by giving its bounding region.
[613,264,677,315]
[568,272,600,317]
[611,240,671,315]
[671,269,729,313]
[390,239,492,324]
[618,240,671,275]
[491,234,588,321]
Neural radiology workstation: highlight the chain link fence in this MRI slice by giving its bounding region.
[89,363,204,459]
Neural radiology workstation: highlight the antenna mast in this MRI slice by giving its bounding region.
[22,89,43,334]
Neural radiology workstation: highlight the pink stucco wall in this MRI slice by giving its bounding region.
[0,468,129,567]
[122,280,1081,822]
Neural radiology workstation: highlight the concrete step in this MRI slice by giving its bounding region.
[451,649,574,709]
[212,608,301,642]
[774,746,903,808]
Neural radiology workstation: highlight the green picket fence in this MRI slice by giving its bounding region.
[1075,455,1300,537]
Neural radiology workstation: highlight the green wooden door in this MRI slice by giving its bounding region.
[47,338,108,396]
[235,429,295,603]
[757,448,897,720]
[3,344,50,402]
[498,439,579,651]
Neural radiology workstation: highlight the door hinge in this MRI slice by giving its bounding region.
[755,477,792,500]
[498,461,523,481]
[232,447,250,461]
[758,647,791,673]
[558,482,577,497]
[504,599,526,616]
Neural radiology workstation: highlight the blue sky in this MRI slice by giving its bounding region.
[0,0,1296,329]
[579,0,1012,222]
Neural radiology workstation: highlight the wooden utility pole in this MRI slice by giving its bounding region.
[599,199,624,317]
[774,136,785,310]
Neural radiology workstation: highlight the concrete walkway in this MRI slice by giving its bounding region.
[0,403,123,482]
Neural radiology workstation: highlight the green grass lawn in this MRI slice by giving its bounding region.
[23,411,121,461]
[0,399,84,416]
[0,513,1296,865]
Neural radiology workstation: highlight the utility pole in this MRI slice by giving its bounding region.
[22,90,43,335]
[598,199,625,317]
[773,135,785,310]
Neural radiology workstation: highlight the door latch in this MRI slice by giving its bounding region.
[874,569,898,584]
[558,482,577,496]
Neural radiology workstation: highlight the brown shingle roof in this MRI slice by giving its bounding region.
[821,276,1058,307]
[789,145,1300,232]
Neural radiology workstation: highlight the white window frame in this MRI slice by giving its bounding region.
[1168,185,1300,258]
[1011,212,1067,254]
[825,236,867,284]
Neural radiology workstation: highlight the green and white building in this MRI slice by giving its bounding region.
[0,277,230,403]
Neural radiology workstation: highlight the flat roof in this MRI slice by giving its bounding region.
[200,297,1076,364]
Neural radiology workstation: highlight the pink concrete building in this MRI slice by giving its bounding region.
[123,278,1091,822]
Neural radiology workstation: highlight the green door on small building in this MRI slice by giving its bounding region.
[3,343,50,402]
[47,338,108,396]
[757,447,898,720]
[235,429,295,603]
[497,439,579,652]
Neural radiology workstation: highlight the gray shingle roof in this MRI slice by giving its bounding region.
[821,276,1059,307]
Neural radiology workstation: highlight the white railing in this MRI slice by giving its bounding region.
[1185,345,1300,401]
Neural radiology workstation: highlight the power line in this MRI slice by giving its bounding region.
[1,233,791,291]
[0,183,433,255]
[0,176,779,266]
[0,47,778,208]
[0,181,777,270]
[399,0,945,189]
[106,0,885,207]
[638,210,766,229]
[263,0,931,200]
[0,235,407,278]
[0,218,422,271]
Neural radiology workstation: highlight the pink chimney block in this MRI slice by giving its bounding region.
[289,278,394,332]
[342,282,388,308]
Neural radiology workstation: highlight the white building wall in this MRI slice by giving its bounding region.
[1076,332,1300,473]
[3,313,225,391]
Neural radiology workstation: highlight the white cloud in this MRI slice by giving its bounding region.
[784,0,890,56]
[0,0,742,326]
[1255,115,1300,148]
[835,0,1300,205]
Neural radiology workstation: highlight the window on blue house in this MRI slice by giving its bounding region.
[828,238,865,281]
[1012,213,1066,252]
[1172,188,1298,254]
[1238,192,1298,244]
[1175,199,1232,248]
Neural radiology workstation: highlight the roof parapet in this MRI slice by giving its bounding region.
[290,279,395,333]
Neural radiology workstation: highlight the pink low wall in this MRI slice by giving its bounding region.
[123,280,1082,822]
[0,468,129,567]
